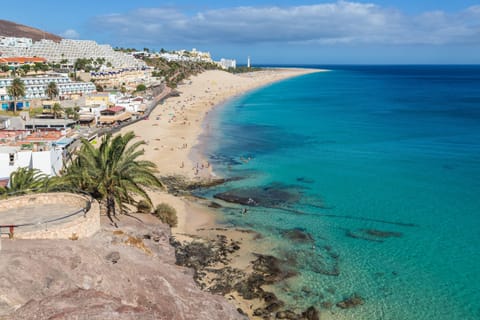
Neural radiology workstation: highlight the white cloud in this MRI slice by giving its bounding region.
[89,1,480,46]
[61,29,80,39]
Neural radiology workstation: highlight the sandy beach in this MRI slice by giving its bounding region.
[121,68,321,231]
[120,68,322,317]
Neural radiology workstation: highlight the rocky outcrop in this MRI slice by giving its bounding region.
[0,215,245,320]
[336,293,365,309]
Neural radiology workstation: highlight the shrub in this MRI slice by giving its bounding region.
[136,84,146,92]
[154,203,178,227]
[137,200,152,213]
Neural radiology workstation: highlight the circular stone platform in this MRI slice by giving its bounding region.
[0,192,100,239]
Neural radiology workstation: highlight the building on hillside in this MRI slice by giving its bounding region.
[88,67,157,91]
[0,37,33,48]
[218,58,236,69]
[0,56,47,69]
[115,96,147,114]
[78,104,108,126]
[85,92,112,106]
[0,129,68,182]
[98,106,131,125]
[0,85,31,110]
[0,145,63,182]
[157,48,213,63]
[0,75,96,110]
[24,118,76,133]
[0,37,145,69]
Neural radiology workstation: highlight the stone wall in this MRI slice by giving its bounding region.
[0,193,100,240]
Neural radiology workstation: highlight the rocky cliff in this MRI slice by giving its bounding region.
[0,214,245,320]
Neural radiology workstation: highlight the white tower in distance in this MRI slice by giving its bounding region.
[247,56,251,68]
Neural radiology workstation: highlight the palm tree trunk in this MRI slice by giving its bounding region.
[106,195,117,227]
[13,98,16,113]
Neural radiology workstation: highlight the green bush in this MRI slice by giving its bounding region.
[154,203,178,227]
[137,200,152,213]
[136,84,147,92]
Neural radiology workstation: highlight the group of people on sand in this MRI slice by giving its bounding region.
[189,161,210,175]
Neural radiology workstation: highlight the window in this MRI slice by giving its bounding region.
[9,153,14,165]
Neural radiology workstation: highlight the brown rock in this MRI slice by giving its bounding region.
[0,214,245,320]
[105,251,120,264]
[336,293,365,309]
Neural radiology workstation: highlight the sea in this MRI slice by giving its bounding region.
[195,65,480,320]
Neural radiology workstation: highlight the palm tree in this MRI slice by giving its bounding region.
[64,107,75,119]
[7,77,25,113]
[0,167,49,195]
[62,131,162,224]
[52,102,63,119]
[45,81,59,100]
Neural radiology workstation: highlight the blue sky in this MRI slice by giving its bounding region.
[3,1,480,64]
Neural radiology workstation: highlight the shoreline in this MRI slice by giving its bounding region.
[120,67,323,230]
[120,67,324,318]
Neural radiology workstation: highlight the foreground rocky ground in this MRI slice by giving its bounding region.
[0,214,245,320]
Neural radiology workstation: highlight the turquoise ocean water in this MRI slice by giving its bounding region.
[196,66,480,319]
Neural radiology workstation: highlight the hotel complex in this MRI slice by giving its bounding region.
[0,35,237,185]
[0,75,96,109]
[0,38,145,69]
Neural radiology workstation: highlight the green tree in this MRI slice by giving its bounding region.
[45,81,59,100]
[7,77,25,113]
[74,58,87,71]
[65,107,80,121]
[0,168,49,195]
[52,102,63,119]
[33,62,42,73]
[62,132,163,224]
[20,64,31,75]
[40,63,50,72]
[136,84,146,92]
[0,64,10,72]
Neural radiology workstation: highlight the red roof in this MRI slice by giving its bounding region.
[0,57,47,64]
[25,131,63,142]
[107,106,126,113]
[0,178,9,188]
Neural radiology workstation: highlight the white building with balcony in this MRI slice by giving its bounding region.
[0,37,145,69]
[0,75,96,110]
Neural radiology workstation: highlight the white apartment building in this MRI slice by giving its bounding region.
[157,48,213,63]
[115,96,146,114]
[0,146,64,181]
[0,38,145,69]
[0,36,33,48]
[0,75,96,109]
[218,58,237,69]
